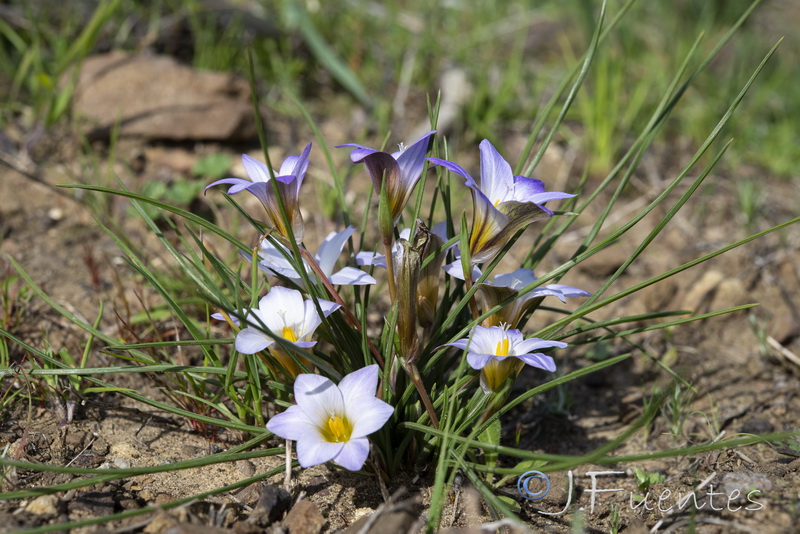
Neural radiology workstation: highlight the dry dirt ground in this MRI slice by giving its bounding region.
[1,119,799,534]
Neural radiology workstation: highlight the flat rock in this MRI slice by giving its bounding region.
[73,51,256,141]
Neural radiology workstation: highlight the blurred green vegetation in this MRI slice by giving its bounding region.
[0,0,796,177]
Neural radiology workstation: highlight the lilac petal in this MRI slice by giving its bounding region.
[466,352,494,370]
[479,139,514,204]
[259,287,305,330]
[242,154,272,183]
[296,435,343,468]
[528,191,576,205]
[529,286,571,303]
[266,405,317,441]
[443,339,470,352]
[470,326,507,353]
[513,176,546,194]
[333,437,370,471]
[274,174,296,185]
[492,269,537,290]
[277,143,311,178]
[210,312,240,326]
[443,260,481,282]
[241,181,271,209]
[338,366,392,433]
[294,374,343,425]
[235,327,272,354]
[255,243,304,281]
[337,143,379,163]
[356,251,386,268]
[431,221,450,244]
[299,299,340,339]
[329,267,376,286]
[338,365,380,403]
[394,131,435,185]
[427,158,476,189]
[545,284,592,299]
[316,227,356,277]
[514,338,568,354]
[516,353,556,372]
[204,177,252,195]
[348,398,394,438]
[503,328,526,346]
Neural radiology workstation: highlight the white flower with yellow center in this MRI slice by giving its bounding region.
[234,287,340,355]
[266,365,394,471]
[445,325,566,393]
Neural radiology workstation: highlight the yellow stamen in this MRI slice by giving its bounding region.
[323,415,351,443]
[495,337,510,357]
[282,326,298,342]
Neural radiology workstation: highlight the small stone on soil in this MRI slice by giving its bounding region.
[283,500,324,534]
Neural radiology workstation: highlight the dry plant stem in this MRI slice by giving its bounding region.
[298,247,385,368]
[284,439,292,488]
[383,235,398,303]
[404,360,440,429]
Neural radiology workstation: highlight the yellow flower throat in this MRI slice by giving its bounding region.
[324,415,352,443]
[495,338,510,357]
[282,326,298,342]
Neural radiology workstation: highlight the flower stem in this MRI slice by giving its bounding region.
[404,361,440,429]
[383,235,397,303]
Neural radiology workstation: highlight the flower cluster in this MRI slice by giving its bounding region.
[207,132,589,471]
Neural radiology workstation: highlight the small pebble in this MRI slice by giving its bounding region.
[24,494,59,516]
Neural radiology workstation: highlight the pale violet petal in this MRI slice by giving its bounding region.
[296,435,343,468]
[469,326,506,354]
[242,154,272,183]
[479,139,515,205]
[348,398,394,439]
[338,365,379,405]
[299,299,340,338]
[529,286,570,303]
[316,226,356,277]
[235,327,272,354]
[492,268,537,290]
[544,284,592,299]
[210,312,240,326]
[204,177,252,195]
[516,353,557,372]
[431,221,450,243]
[356,251,386,268]
[294,374,344,425]
[260,287,305,331]
[443,339,470,351]
[394,131,435,185]
[329,267,376,286]
[466,352,494,370]
[514,338,567,355]
[256,241,304,280]
[333,437,370,471]
[443,260,481,282]
[528,191,576,205]
[427,158,476,189]
[266,405,317,441]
